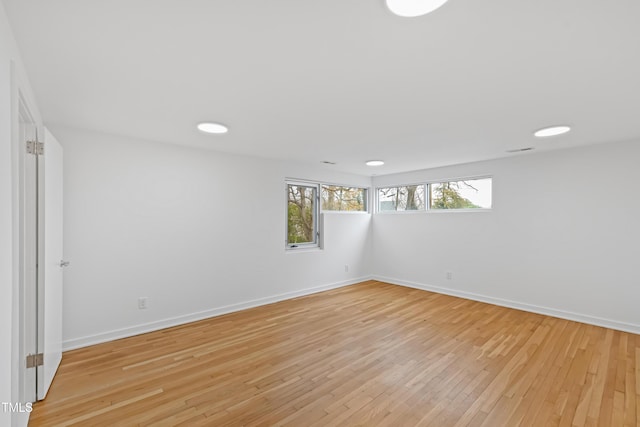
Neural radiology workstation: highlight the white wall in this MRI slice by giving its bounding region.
[371,140,640,333]
[0,10,14,426]
[51,127,640,349]
[53,126,372,350]
[1,1,42,425]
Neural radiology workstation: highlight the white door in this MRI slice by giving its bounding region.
[37,128,64,400]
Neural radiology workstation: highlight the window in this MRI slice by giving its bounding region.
[430,178,492,209]
[321,185,367,212]
[287,183,318,248]
[287,180,368,249]
[378,185,427,211]
[377,177,492,212]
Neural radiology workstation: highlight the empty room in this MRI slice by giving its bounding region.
[1,0,639,426]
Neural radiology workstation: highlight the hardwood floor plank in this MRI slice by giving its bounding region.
[28,281,640,426]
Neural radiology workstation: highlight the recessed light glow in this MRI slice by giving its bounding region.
[534,125,571,138]
[197,122,228,134]
[386,0,449,17]
[366,160,385,166]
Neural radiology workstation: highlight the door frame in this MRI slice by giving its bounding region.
[16,90,40,404]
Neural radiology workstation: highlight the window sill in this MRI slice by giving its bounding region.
[321,211,371,215]
[376,208,492,214]
[285,246,323,253]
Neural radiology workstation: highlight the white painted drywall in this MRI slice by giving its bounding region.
[0,10,14,426]
[371,140,640,332]
[1,2,42,425]
[54,126,372,349]
[57,127,640,349]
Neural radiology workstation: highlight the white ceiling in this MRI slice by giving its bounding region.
[4,0,640,176]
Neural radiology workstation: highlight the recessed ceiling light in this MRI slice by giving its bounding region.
[197,122,228,134]
[534,125,571,138]
[386,0,449,17]
[366,160,385,166]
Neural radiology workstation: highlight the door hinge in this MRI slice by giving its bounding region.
[26,140,44,155]
[26,353,44,368]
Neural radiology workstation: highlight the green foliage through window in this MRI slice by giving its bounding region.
[286,180,369,249]
[321,186,367,211]
[287,184,316,245]
[431,182,479,209]
[430,178,491,209]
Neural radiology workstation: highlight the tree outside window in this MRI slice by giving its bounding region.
[287,184,317,246]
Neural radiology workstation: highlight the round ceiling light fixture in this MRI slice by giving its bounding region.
[534,125,571,138]
[386,0,449,17]
[197,122,229,134]
[366,160,385,166]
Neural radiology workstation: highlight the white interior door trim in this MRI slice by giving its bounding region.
[37,128,64,400]
[16,91,38,405]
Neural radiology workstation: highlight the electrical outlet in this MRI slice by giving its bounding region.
[446,271,453,280]
[138,297,148,309]
[344,264,349,272]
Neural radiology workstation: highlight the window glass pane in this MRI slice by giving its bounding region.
[430,178,492,209]
[378,185,426,211]
[321,186,367,211]
[287,184,316,245]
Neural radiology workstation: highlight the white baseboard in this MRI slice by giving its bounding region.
[63,276,371,351]
[373,275,640,335]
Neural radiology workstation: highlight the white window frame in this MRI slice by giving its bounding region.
[320,184,369,214]
[376,183,429,213]
[285,180,320,250]
[376,176,493,213]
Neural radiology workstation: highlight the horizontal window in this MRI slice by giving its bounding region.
[377,177,492,212]
[430,178,492,210]
[378,185,427,211]
[321,185,367,212]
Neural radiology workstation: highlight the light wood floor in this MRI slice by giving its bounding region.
[30,281,639,426]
